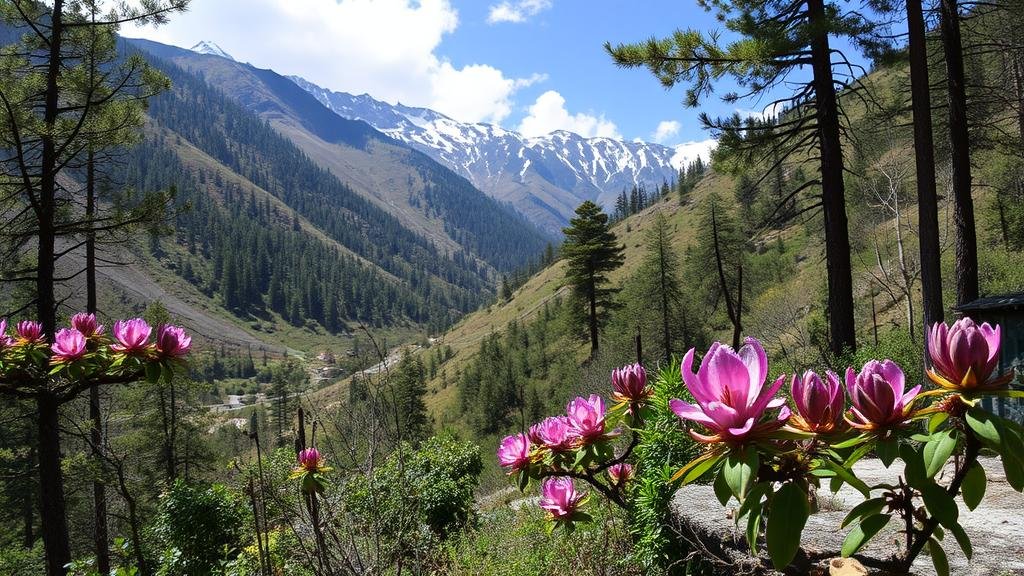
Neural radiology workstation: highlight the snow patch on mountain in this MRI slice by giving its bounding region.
[190,41,234,61]
[289,75,714,233]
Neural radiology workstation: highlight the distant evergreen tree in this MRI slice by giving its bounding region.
[270,359,306,446]
[687,193,746,349]
[637,212,687,360]
[561,201,625,354]
[392,353,429,443]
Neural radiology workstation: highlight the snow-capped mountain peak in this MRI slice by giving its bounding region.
[289,76,694,235]
[190,41,234,61]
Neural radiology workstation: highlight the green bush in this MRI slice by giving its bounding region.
[629,362,702,574]
[153,480,246,576]
[441,505,638,576]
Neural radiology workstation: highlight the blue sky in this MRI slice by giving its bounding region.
[128,0,878,157]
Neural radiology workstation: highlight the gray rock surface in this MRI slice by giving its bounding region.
[671,457,1024,575]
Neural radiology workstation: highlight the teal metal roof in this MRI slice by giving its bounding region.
[957,292,1024,312]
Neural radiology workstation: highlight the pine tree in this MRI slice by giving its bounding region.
[561,201,625,354]
[606,0,874,355]
[637,212,687,360]
[687,193,745,348]
[939,0,979,307]
[0,3,188,571]
[393,353,429,443]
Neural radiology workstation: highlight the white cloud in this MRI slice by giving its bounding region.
[126,0,541,125]
[487,0,553,24]
[670,139,717,169]
[651,120,681,144]
[517,90,620,139]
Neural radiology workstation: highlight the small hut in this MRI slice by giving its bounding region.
[957,292,1024,422]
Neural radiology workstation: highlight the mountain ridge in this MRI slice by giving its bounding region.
[127,38,552,274]
[288,75,703,235]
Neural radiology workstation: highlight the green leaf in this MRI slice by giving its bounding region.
[841,514,891,557]
[949,522,972,559]
[928,538,950,576]
[1002,448,1024,492]
[961,463,986,511]
[682,451,723,485]
[965,409,1001,448]
[876,437,898,467]
[724,445,758,501]
[669,450,722,485]
[923,430,958,479]
[145,362,161,384]
[928,412,950,433]
[767,482,809,570]
[517,469,529,492]
[999,424,1024,491]
[829,475,844,494]
[736,482,771,523]
[713,468,732,506]
[920,481,959,528]
[745,499,763,555]
[841,497,887,529]
[844,441,875,468]
[821,459,870,497]
[831,434,870,449]
[571,511,593,523]
[900,443,926,488]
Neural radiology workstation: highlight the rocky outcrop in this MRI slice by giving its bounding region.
[670,458,1024,575]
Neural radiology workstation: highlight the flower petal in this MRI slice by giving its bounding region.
[669,399,716,426]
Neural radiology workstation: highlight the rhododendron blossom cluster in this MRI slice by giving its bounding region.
[497,322,1022,573]
[0,314,193,395]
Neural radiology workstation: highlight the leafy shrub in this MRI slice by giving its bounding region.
[440,505,638,576]
[629,362,702,574]
[153,480,246,576]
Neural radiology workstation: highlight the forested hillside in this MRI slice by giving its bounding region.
[121,51,494,333]
[128,39,553,274]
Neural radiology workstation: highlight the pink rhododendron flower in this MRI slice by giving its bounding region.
[110,319,152,355]
[789,370,845,433]
[0,319,10,349]
[566,394,610,442]
[51,329,87,363]
[527,421,544,445]
[16,321,44,343]
[536,416,578,451]
[607,463,634,486]
[611,363,651,404]
[155,325,191,358]
[297,447,325,473]
[927,319,1012,392]
[539,477,586,520]
[70,313,104,338]
[844,360,920,431]
[669,338,790,444]
[497,433,531,472]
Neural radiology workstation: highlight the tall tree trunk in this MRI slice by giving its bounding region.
[808,0,856,355]
[588,271,599,354]
[658,234,671,360]
[940,0,979,308]
[711,206,741,350]
[86,150,111,574]
[22,444,35,549]
[37,394,70,576]
[1014,53,1024,147]
[37,3,70,573]
[907,0,945,330]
